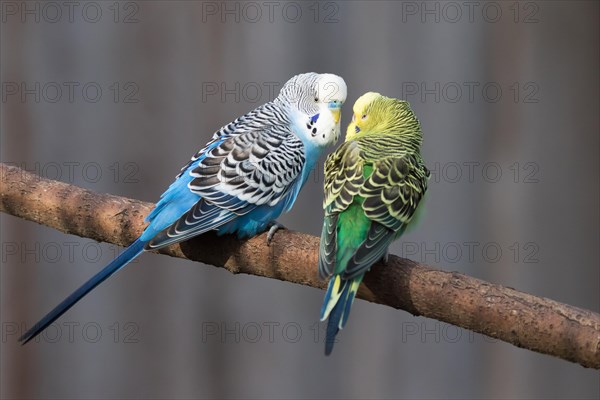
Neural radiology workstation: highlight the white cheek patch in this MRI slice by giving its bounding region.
[306,114,319,137]
[312,109,339,144]
[293,104,339,146]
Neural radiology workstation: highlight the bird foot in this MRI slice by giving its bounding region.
[382,251,389,265]
[266,221,286,245]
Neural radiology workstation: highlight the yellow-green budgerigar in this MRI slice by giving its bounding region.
[319,92,429,355]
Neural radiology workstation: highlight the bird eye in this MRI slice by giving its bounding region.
[361,114,367,120]
[314,97,319,102]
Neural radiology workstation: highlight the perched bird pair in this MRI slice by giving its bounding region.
[19,73,429,356]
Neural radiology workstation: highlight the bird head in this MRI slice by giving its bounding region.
[345,92,421,144]
[277,72,347,146]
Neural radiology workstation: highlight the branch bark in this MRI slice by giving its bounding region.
[1,162,598,369]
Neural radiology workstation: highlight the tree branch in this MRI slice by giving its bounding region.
[1,162,598,369]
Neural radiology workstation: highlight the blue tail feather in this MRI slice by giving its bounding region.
[19,239,147,345]
[324,281,351,356]
[319,277,336,319]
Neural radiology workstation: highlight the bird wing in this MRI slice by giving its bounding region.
[318,141,365,279]
[342,153,429,279]
[146,105,306,249]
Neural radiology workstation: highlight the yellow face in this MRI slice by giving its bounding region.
[345,92,382,142]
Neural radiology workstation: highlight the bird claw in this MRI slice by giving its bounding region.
[382,251,389,265]
[266,221,286,245]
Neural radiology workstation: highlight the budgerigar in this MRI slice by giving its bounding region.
[318,92,429,355]
[20,72,347,344]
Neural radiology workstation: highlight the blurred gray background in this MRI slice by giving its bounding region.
[1,1,598,399]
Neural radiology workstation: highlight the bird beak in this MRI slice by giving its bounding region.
[328,101,341,124]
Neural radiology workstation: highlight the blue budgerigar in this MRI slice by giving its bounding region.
[19,72,347,344]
